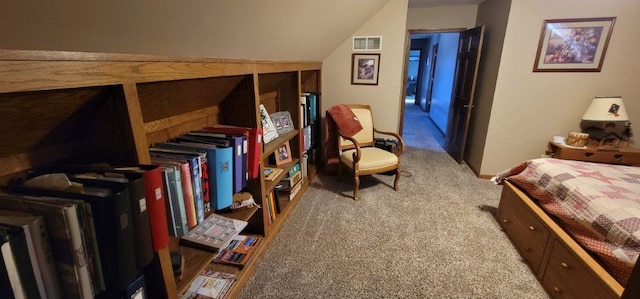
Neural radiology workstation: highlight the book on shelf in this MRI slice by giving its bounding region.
[277,179,303,202]
[6,173,139,294]
[160,164,189,237]
[151,157,198,230]
[62,169,155,273]
[180,269,236,299]
[0,224,40,299]
[149,145,206,223]
[159,141,233,211]
[302,125,312,152]
[259,104,279,144]
[83,163,170,252]
[212,235,263,269]
[266,190,278,221]
[280,171,301,190]
[263,167,284,181]
[0,211,61,299]
[180,213,247,253]
[185,131,248,194]
[0,194,93,298]
[203,125,263,180]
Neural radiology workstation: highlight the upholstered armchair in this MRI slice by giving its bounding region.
[336,104,405,200]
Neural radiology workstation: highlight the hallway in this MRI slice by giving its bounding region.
[401,102,446,151]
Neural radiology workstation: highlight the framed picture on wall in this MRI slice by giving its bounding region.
[351,54,380,85]
[533,17,616,72]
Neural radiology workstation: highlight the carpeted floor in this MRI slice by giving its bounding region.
[238,103,549,298]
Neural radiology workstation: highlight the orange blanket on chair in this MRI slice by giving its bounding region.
[323,104,363,173]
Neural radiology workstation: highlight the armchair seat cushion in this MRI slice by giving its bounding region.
[340,147,398,171]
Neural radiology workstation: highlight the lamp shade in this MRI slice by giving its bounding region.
[581,96,629,121]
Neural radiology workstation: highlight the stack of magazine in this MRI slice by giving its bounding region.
[181,269,236,299]
[180,213,248,252]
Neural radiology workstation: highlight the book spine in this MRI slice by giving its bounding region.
[19,221,47,298]
[165,167,188,236]
[202,126,262,180]
[91,186,138,293]
[0,227,40,299]
[209,147,234,210]
[177,162,197,230]
[62,204,94,298]
[143,166,170,251]
[127,175,154,272]
[0,195,93,299]
[189,157,205,224]
[30,216,63,298]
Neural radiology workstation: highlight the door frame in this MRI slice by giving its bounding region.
[398,28,468,138]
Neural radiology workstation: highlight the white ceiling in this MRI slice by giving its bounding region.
[408,0,485,7]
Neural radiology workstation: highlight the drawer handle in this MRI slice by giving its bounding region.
[561,262,569,269]
[502,219,509,224]
[553,286,562,293]
[615,154,624,161]
[584,152,594,158]
[529,226,535,231]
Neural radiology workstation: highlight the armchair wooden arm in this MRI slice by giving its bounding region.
[373,127,405,156]
[335,104,404,200]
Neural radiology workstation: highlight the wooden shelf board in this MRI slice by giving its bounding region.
[263,130,298,156]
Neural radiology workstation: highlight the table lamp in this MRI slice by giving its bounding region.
[580,96,630,146]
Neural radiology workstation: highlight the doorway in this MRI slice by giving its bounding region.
[401,31,461,151]
[400,26,485,166]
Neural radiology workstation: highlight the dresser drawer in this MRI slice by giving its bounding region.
[498,191,550,274]
[541,240,618,299]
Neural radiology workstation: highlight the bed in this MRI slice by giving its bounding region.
[493,158,640,298]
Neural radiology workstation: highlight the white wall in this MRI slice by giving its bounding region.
[322,0,408,133]
[482,0,640,175]
[407,5,477,30]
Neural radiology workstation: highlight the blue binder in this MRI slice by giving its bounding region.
[169,141,234,210]
[184,132,248,193]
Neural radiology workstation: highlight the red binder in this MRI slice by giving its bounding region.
[138,165,170,251]
[110,164,170,251]
[203,125,263,179]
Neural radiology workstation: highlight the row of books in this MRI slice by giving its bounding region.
[263,163,303,225]
[149,126,264,236]
[300,92,318,129]
[0,163,165,298]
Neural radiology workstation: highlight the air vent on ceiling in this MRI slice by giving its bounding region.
[352,36,382,51]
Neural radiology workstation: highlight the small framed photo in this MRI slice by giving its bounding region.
[533,17,616,72]
[274,141,293,166]
[270,111,294,134]
[351,53,380,85]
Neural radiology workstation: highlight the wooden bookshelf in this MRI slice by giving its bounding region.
[0,49,321,298]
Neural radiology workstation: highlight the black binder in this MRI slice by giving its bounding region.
[31,164,155,272]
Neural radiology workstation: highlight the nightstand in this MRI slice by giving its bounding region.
[546,142,640,166]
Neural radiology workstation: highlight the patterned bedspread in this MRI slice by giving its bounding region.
[494,158,640,285]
